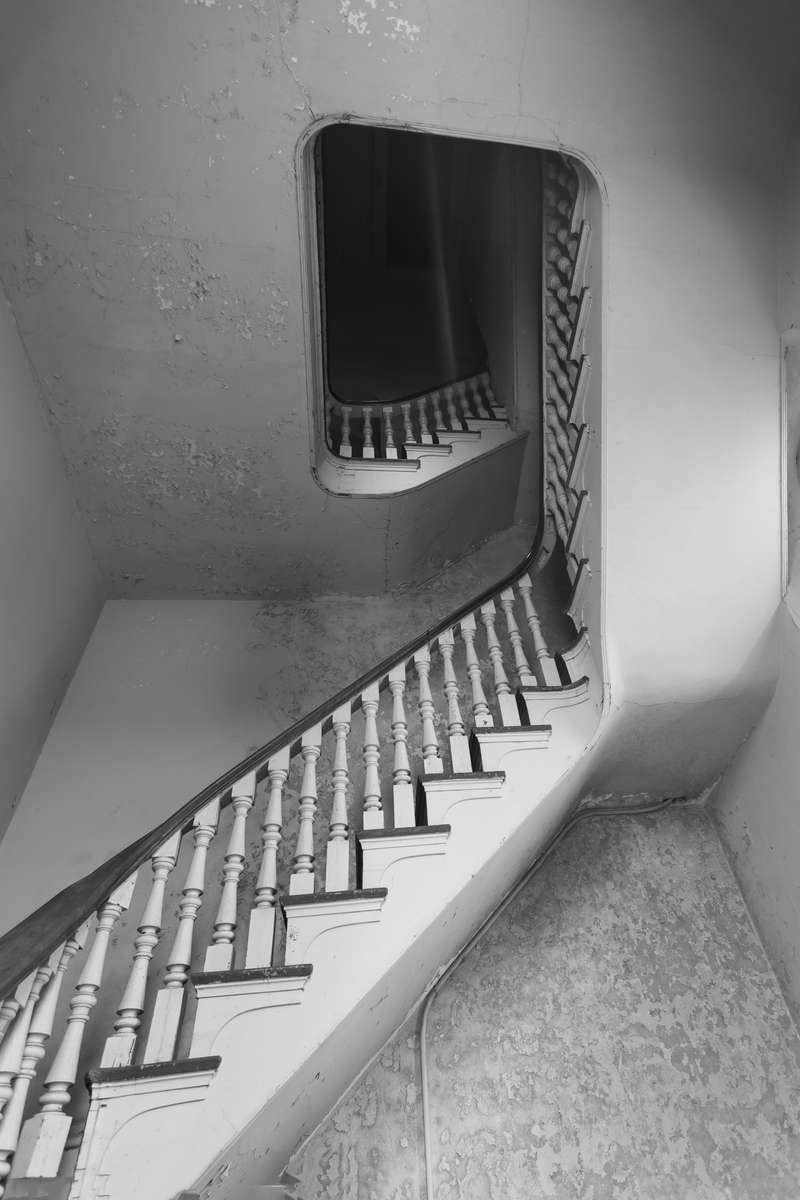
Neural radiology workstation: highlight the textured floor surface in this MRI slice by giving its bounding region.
[290,807,800,1199]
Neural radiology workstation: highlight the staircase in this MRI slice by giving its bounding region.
[0,150,601,1200]
[320,370,522,496]
[0,560,601,1200]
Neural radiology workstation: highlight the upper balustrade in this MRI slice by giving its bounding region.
[316,369,519,495]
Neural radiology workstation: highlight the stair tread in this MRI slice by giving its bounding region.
[87,1054,221,1086]
[282,886,388,908]
[359,824,451,840]
[520,675,589,694]
[192,964,313,986]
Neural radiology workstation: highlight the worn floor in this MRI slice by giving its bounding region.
[289,807,800,1199]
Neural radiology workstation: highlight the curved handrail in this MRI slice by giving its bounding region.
[0,524,545,1000]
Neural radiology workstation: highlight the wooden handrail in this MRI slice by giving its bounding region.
[0,527,542,1000]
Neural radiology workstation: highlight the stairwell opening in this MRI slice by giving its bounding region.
[301,120,546,492]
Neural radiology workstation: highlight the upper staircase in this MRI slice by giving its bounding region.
[319,369,521,495]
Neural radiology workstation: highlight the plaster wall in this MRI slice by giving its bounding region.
[0,0,790,916]
[0,0,784,619]
[0,286,99,843]
[710,230,800,1020]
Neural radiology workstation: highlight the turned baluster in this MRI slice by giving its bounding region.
[551,470,577,521]
[143,799,219,1063]
[480,372,496,407]
[517,574,561,686]
[245,747,289,967]
[545,428,569,484]
[480,601,520,726]
[361,406,375,458]
[499,589,537,689]
[31,876,137,1167]
[418,395,435,444]
[326,399,337,453]
[444,385,460,430]
[414,647,444,774]
[361,683,384,830]
[401,401,415,446]
[339,404,353,458]
[546,405,572,459]
[438,630,471,772]
[459,613,493,727]
[0,966,53,1125]
[3,928,89,1185]
[0,975,36,1049]
[429,391,445,432]
[547,483,571,547]
[471,375,490,417]
[290,725,322,895]
[101,832,181,1068]
[384,409,401,459]
[325,704,352,891]
[454,379,469,419]
[387,664,415,827]
[204,773,256,970]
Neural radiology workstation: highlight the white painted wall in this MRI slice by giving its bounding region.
[0,286,99,843]
[711,143,800,1017]
[0,0,792,928]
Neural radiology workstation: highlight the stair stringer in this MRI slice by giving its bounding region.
[71,666,603,1200]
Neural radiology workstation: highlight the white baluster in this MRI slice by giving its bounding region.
[547,483,571,546]
[401,401,415,446]
[499,589,537,689]
[339,404,353,458]
[361,406,375,459]
[480,601,520,726]
[454,379,469,419]
[459,613,493,728]
[517,574,562,686]
[388,664,415,827]
[414,647,444,774]
[101,833,181,1068]
[429,390,445,431]
[438,630,472,772]
[31,876,136,1171]
[290,725,322,896]
[245,748,289,967]
[326,399,336,452]
[418,395,434,444]
[384,409,400,459]
[143,799,219,1063]
[480,371,496,407]
[471,375,490,417]
[204,773,256,970]
[361,683,384,830]
[0,974,37,1049]
[4,928,89,1185]
[545,429,569,485]
[0,967,52,1125]
[444,385,460,430]
[325,704,352,891]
